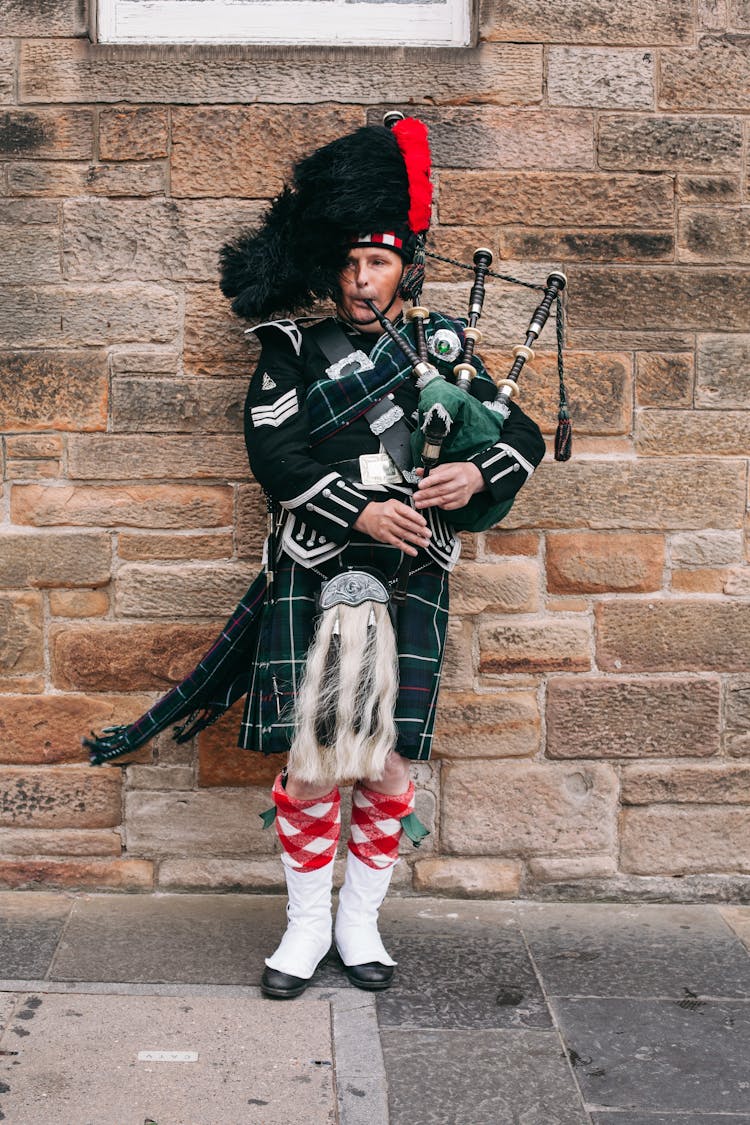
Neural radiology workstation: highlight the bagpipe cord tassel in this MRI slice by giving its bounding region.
[289,601,399,786]
[554,294,572,462]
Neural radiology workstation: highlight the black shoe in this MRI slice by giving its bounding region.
[261,966,313,999]
[343,961,395,991]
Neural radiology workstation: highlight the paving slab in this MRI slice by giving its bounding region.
[0,892,73,979]
[519,903,750,999]
[380,896,520,936]
[721,906,750,952]
[592,1114,750,1123]
[48,893,284,984]
[381,1028,587,1125]
[0,991,336,1125]
[375,928,551,1030]
[554,996,750,1115]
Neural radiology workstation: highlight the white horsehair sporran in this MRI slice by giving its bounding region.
[288,569,398,785]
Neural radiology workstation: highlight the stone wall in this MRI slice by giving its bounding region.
[1,0,749,899]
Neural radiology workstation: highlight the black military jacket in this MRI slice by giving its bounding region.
[244,317,545,570]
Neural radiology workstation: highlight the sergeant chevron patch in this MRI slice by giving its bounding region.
[250,388,298,428]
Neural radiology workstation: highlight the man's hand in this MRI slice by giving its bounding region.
[353,499,432,557]
[413,462,485,511]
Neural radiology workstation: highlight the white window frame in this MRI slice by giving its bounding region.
[97,0,473,47]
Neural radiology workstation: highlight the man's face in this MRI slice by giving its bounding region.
[336,246,404,332]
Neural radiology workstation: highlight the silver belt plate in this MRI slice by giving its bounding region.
[358,452,403,487]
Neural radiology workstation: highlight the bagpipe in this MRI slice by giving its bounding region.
[366,246,570,535]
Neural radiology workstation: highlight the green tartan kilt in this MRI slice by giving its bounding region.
[238,538,450,762]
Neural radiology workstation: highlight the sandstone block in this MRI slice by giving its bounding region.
[0,204,61,283]
[0,766,121,828]
[636,353,693,407]
[5,459,60,481]
[677,174,740,204]
[0,532,110,589]
[527,855,617,882]
[0,1,87,35]
[67,434,248,481]
[157,858,285,892]
[383,106,593,171]
[199,704,282,788]
[118,532,234,562]
[546,531,665,594]
[0,693,153,764]
[0,37,13,101]
[5,434,63,459]
[670,530,744,567]
[184,283,255,377]
[596,601,750,672]
[235,484,268,561]
[0,858,152,890]
[660,39,750,110]
[172,105,363,197]
[1,284,179,347]
[62,199,263,282]
[484,529,540,557]
[570,329,695,353]
[699,0,728,28]
[732,0,750,25]
[124,789,274,856]
[498,228,673,264]
[0,350,107,431]
[570,268,750,332]
[480,0,693,43]
[0,107,93,159]
[546,676,721,759]
[679,207,750,264]
[441,760,618,856]
[671,568,727,594]
[479,617,592,675]
[98,106,169,160]
[450,561,538,615]
[623,763,750,805]
[20,39,540,107]
[725,566,750,596]
[110,348,181,376]
[696,335,750,408]
[440,617,475,691]
[636,410,750,456]
[433,690,541,759]
[115,562,253,618]
[621,806,750,875]
[598,114,742,172]
[48,589,110,617]
[726,678,750,740]
[439,172,673,227]
[112,377,245,433]
[412,857,521,898]
[482,350,632,436]
[548,47,654,108]
[0,828,122,856]
[12,483,233,529]
[126,765,194,790]
[505,460,745,532]
[51,622,218,691]
[7,160,165,197]
[0,592,43,675]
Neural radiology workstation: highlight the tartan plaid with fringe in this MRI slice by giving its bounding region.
[239,538,449,762]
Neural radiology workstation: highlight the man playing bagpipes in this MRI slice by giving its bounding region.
[84,114,553,1000]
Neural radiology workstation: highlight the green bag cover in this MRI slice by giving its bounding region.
[410,380,515,533]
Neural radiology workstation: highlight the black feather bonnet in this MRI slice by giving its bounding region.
[219,117,432,322]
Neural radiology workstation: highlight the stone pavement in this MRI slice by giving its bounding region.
[1,893,750,1124]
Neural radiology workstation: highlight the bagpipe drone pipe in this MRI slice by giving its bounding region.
[365,246,571,536]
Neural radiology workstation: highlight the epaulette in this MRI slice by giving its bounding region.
[245,319,303,357]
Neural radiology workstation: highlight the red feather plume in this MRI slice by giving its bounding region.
[392,117,432,234]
